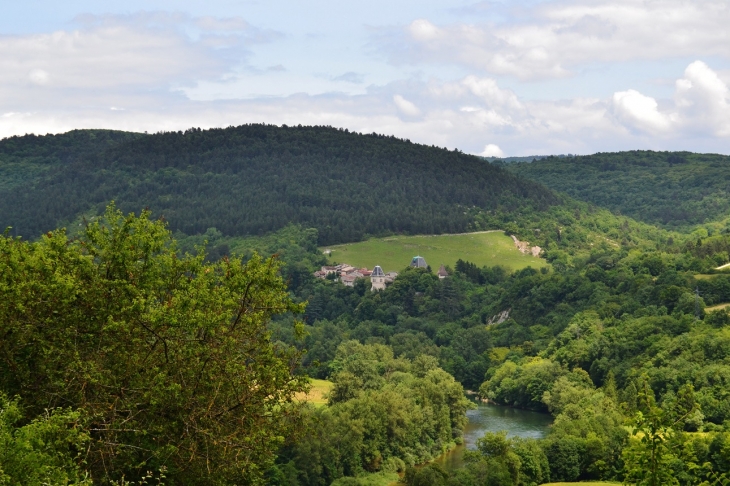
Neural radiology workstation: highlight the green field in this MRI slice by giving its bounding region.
[321,231,548,274]
[294,379,333,407]
[695,272,730,280]
[707,303,730,312]
[540,483,621,486]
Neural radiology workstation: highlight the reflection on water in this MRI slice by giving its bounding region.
[434,398,552,471]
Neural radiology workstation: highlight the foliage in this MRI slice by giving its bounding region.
[0,394,92,486]
[0,204,307,485]
[403,431,549,486]
[508,151,730,231]
[0,126,556,245]
[622,380,701,486]
[269,342,472,485]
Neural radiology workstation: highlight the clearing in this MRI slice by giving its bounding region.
[294,379,332,407]
[321,231,548,274]
[540,483,621,486]
[707,303,730,312]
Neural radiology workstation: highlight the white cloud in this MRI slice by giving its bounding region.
[0,12,278,109]
[606,61,730,137]
[461,76,523,110]
[380,0,730,80]
[28,69,50,85]
[611,89,674,134]
[393,94,421,116]
[408,19,441,42]
[675,60,730,136]
[0,15,727,160]
[479,144,504,157]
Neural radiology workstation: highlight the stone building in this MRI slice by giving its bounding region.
[371,265,386,291]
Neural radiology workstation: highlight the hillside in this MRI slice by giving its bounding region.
[507,151,730,230]
[0,125,557,245]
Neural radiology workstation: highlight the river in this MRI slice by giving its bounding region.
[433,398,553,471]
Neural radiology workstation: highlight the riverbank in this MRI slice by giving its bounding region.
[334,397,553,485]
[432,398,553,471]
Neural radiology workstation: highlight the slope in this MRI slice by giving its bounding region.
[507,151,730,230]
[0,125,557,244]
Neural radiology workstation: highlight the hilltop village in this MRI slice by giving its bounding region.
[313,255,449,290]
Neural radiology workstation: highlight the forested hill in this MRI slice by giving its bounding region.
[507,150,730,230]
[0,125,557,244]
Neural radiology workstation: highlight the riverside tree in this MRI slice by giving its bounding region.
[0,204,308,485]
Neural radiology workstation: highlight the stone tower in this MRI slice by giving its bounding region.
[371,265,386,291]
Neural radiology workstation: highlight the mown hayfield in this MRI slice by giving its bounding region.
[321,231,548,274]
[294,379,332,407]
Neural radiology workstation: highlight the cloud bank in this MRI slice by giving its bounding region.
[386,0,730,80]
[0,2,729,156]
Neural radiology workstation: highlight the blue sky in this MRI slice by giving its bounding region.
[1,0,729,155]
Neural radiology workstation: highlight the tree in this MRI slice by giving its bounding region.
[622,380,699,486]
[0,204,308,485]
[403,463,448,486]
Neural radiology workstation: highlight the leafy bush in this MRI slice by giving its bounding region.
[0,394,91,486]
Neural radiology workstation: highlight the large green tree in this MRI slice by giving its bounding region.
[0,205,307,485]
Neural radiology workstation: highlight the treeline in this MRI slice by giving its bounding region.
[507,150,730,230]
[0,125,556,245]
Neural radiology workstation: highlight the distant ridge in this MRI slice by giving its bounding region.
[480,154,579,164]
[508,150,730,229]
[0,125,558,244]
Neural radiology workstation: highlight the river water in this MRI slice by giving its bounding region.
[433,398,553,471]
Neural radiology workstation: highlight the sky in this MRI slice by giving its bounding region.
[1,0,729,156]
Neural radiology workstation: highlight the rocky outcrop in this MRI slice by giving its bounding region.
[511,235,542,257]
[487,309,511,325]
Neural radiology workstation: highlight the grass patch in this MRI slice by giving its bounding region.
[295,379,333,407]
[695,270,730,280]
[540,483,622,486]
[707,303,730,312]
[321,231,548,274]
[330,472,400,486]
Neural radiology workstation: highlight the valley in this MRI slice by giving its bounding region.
[2,127,730,486]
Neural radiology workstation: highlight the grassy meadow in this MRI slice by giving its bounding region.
[540,483,622,486]
[294,379,333,407]
[321,231,549,274]
[707,302,730,312]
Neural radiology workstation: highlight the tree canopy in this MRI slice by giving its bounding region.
[0,125,556,245]
[0,204,307,484]
[507,151,730,230]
